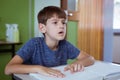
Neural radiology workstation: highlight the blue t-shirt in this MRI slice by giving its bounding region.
[16,37,80,67]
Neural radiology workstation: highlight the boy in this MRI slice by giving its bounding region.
[5,6,95,78]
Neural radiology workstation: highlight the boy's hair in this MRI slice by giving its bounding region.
[37,6,66,25]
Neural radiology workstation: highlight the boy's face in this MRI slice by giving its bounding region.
[44,15,67,41]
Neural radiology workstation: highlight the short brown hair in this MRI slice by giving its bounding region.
[37,6,66,25]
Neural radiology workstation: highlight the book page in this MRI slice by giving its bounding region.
[29,65,103,80]
[85,61,120,76]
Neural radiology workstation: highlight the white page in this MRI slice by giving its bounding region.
[85,61,120,76]
[29,61,120,80]
[29,65,103,80]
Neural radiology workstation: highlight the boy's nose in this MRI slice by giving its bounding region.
[59,23,65,29]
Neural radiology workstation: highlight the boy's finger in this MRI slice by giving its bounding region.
[78,65,84,72]
[70,67,74,73]
[74,64,78,72]
[64,65,70,71]
[48,71,65,78]
[77,64,81,71]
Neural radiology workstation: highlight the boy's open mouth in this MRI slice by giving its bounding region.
[58,31,64,34]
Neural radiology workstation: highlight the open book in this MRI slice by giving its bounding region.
[29,61,120,80]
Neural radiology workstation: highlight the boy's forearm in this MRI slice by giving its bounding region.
[5,64,42,75]
[76,56,95,67]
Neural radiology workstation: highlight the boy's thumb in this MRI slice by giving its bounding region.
[64,66,70,71]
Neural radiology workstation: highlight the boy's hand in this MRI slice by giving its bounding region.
[38,66,65,78]
[64,61,84,73]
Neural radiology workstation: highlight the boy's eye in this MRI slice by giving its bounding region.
[53,22,57,24]
[62,21,66,25]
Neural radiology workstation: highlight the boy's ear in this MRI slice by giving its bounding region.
[38,23,46,33]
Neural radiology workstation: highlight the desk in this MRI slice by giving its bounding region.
[14,61,120,80]
[0,40,22,57]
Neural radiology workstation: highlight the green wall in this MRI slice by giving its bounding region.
[0,0,34,80]
[0,0,34,42]
[0,53,11,80]
[67,21,77,47]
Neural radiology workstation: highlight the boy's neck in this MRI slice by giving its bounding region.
[45,37,59,51]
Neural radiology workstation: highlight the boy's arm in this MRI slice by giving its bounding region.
[64,51,95,73]
[76,51,95,66]
[5,55,65,78]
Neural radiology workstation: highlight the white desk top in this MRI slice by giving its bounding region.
[14,61,120,80]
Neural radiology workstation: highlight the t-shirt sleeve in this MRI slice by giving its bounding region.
[16,39,35,62]
[66,41,80,59]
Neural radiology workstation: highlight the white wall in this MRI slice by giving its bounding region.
[113,35,120,63]
[103,0,114,62]
[34,0,60,37]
